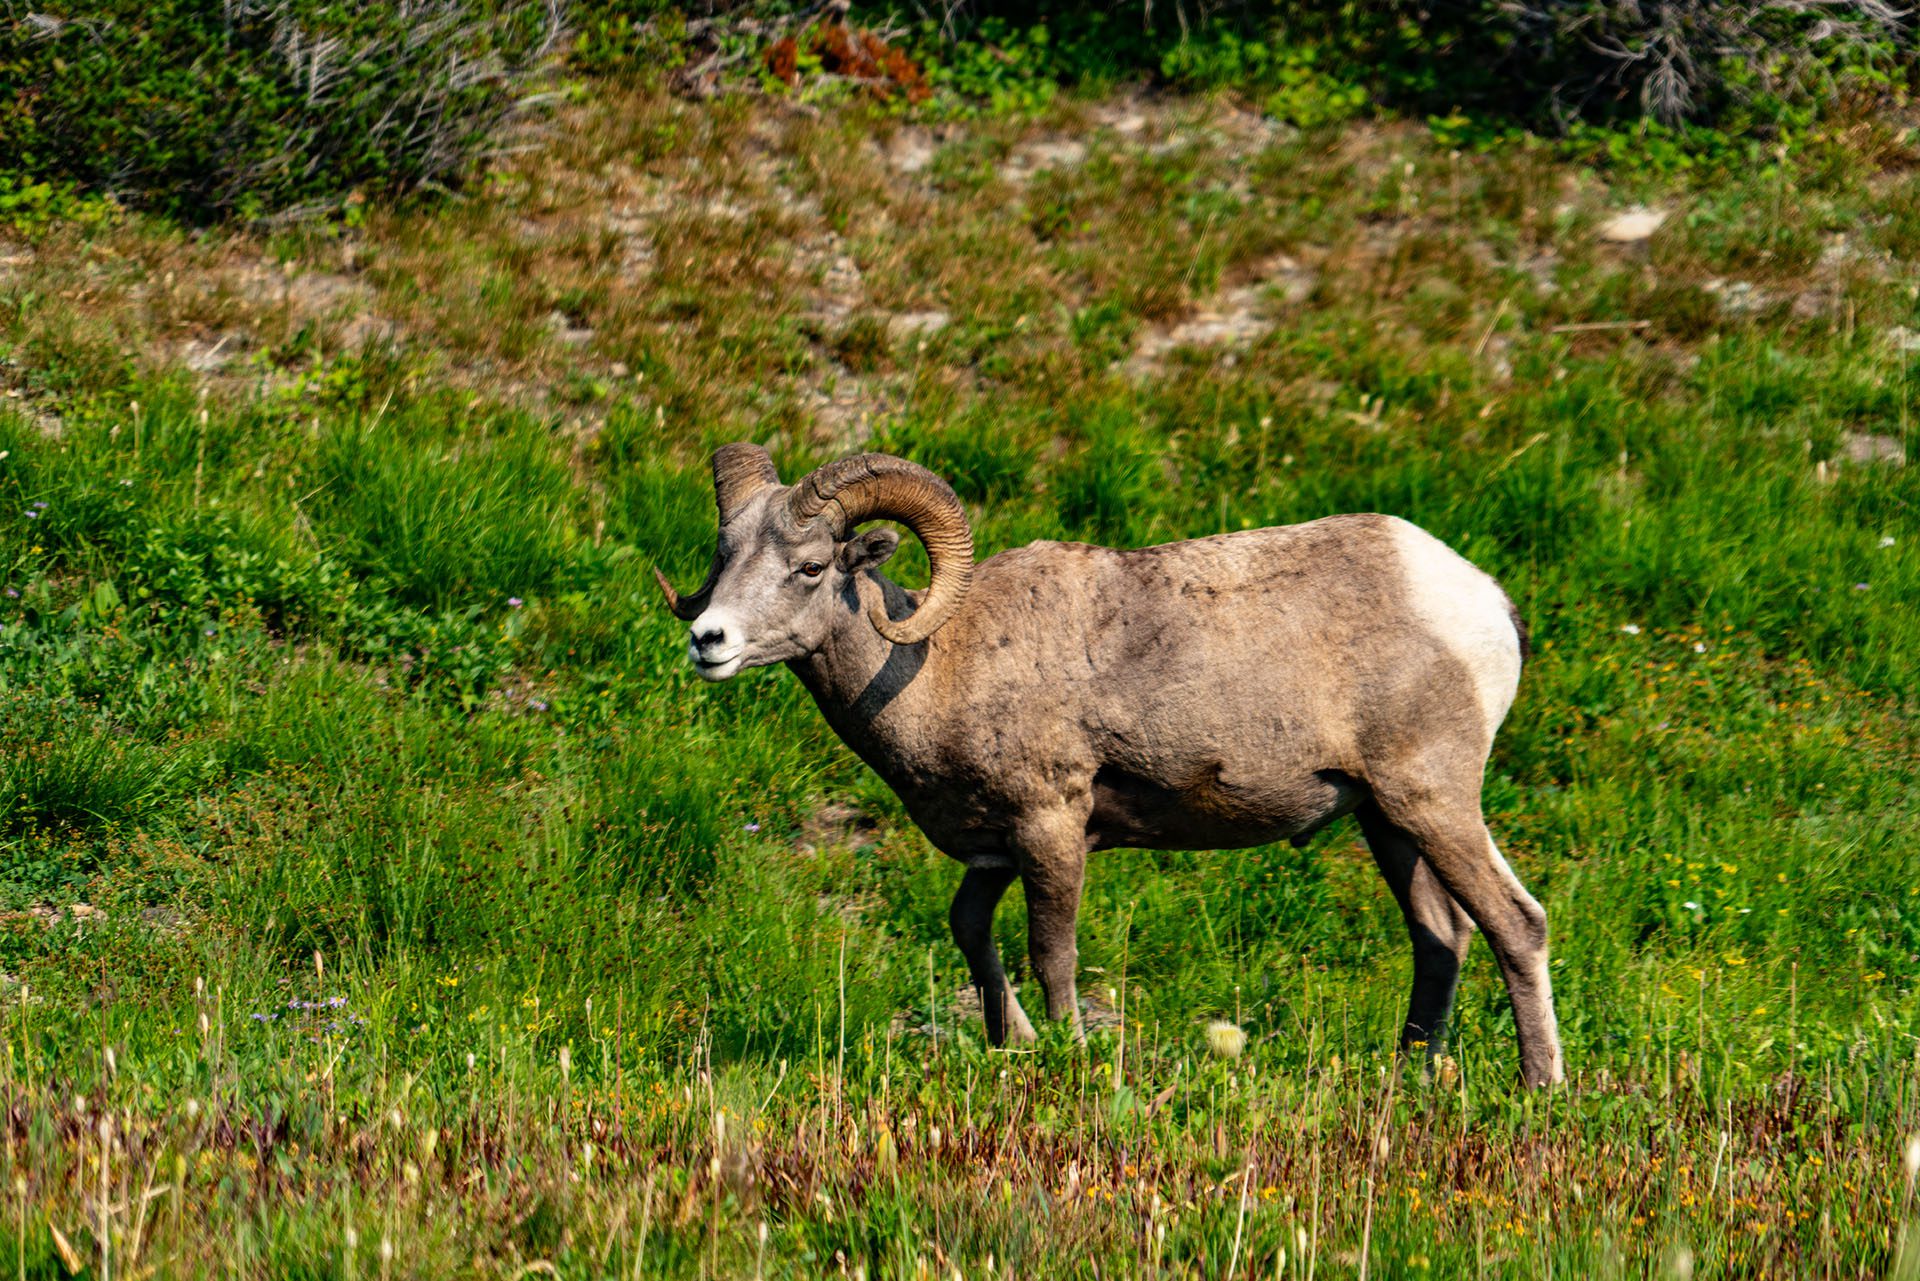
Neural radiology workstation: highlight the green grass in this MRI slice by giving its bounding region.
[0,83,1917,1278]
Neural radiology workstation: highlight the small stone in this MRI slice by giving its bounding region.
[887,128,937,175]
[1025,140,1086,169]
[885,310,948,341]
[1838,433,1906,467]
[543,311,593,345]
[1791,291,1827,319]
[1597,207,1668,243]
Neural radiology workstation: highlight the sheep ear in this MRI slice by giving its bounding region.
[837,527,899,573]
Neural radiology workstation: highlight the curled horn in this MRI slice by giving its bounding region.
[654,443,783,621]
[711,442,781,521]
[786,453,974,645]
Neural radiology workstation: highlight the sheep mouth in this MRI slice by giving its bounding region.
[690,649,745,681]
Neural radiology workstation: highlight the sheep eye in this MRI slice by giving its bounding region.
[798,561,826,578]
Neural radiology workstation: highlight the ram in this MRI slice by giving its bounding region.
[658,444,1564,1085]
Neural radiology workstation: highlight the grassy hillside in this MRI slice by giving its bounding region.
[1,77,1918,1277]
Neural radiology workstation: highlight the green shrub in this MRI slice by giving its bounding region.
[0,0,563,222]
[885,0,1908,134]
[1483,0,1907,126]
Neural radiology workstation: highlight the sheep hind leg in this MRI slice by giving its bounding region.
[1356,802,1475,1062]
[949,867,1036,1046]
[1371,789,1564,1088]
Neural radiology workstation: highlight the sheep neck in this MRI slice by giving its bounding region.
[787,570,937,781]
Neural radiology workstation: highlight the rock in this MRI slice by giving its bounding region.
[1886,326,1920,353]
[885,310,948,341]
[543,310,593,345]
[181,331,248,372]
[1704,279,1770,315]
[1000,137,1088,183]
[1025,139,1086,169]
[1838,433,1906,467]
[30,902,108,930]
[816,254,864,322]
[1125,258,1311,377]
[1597,207,1668,243]
[886,128,937,175]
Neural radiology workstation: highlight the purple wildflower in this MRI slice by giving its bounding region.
[30,501,47,509]
[529,699,549,712]
[24,511,37,519]
[1853,582,1870,591]
[744,822,760,833]
[4,588,17,598]
[508,597,524,608]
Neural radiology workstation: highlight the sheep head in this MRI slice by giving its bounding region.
[655,444,974,680]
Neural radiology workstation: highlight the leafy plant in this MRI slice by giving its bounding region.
[0,0,563,221]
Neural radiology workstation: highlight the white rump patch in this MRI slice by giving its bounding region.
[1388,519,1523,737]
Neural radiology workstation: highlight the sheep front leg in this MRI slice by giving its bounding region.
[1019,818,1088,1037]
[950,867,1036,1046]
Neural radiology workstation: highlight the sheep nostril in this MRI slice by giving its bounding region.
[694,627,727,649]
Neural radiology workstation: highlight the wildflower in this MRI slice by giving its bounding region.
[1621,624,1642,635]
[24,510,37,519]
[119,479,133,487]
[1682,901,1701,912]
[1692,642,1707,653]
[1853,583,1870,591]
[1881,536,1897,548]
[1205,1020,1246,1059]
[744,822,760,833]
[529,699,548,712]
[3,588,16,598]
[30,501,46,510]
[508,597,523,608]
[204,626,216,636]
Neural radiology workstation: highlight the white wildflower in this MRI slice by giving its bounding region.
[1206,1020,1246,1059]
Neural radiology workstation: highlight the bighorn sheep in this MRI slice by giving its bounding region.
[658,444,1564,1085]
